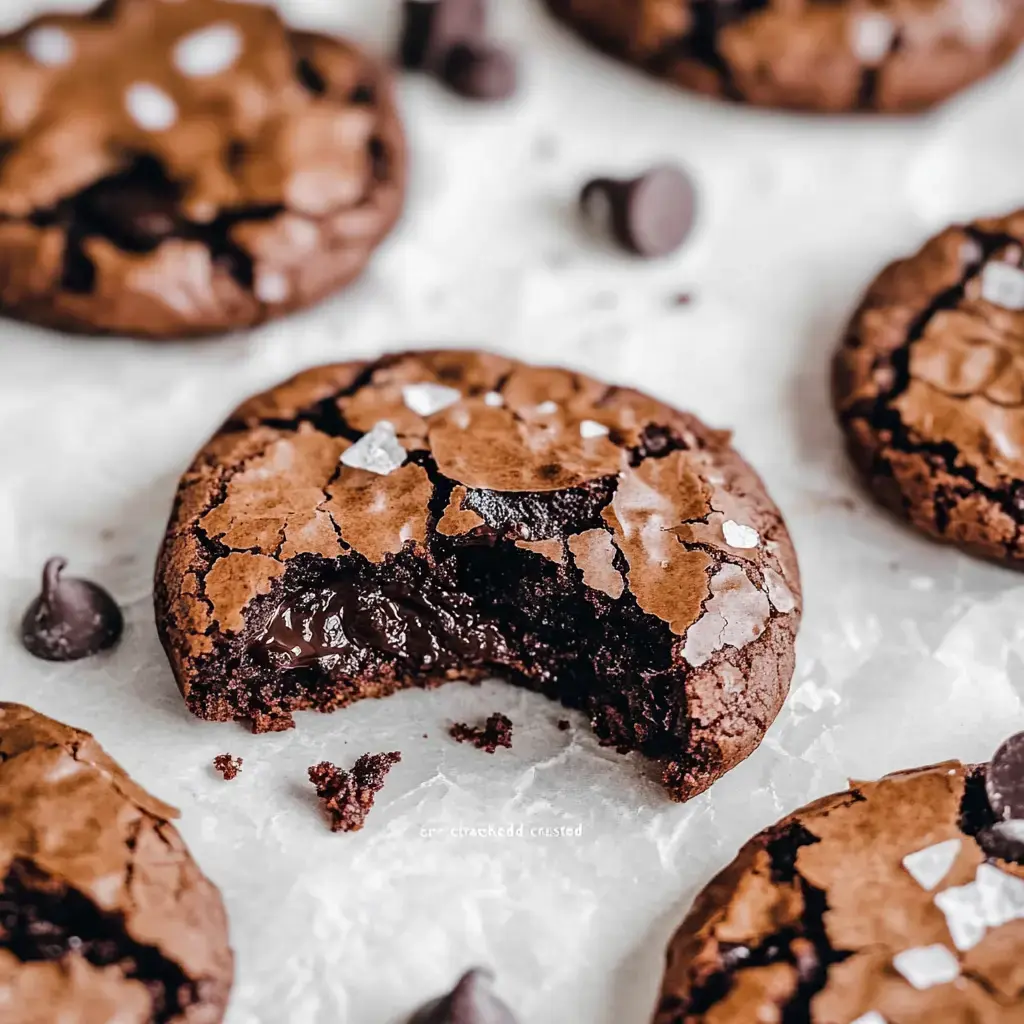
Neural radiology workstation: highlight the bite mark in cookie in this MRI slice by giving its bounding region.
[0,0,404,337]
[155,350,801,802]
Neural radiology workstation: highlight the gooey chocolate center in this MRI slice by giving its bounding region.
[253,577,510,671]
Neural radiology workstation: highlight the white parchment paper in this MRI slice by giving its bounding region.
[3,2,1024,1021]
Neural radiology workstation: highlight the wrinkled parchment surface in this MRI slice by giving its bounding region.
[2,1,1024,1021]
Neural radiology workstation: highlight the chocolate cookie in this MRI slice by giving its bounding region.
[833,212,1024,566]
[155,350,801,802]
[0,0,404,338]
[653,753,1024,1023]
[0,702,232,1023]
[544,0,1024,113]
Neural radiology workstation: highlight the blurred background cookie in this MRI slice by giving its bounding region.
[544,0,1024,113]
[0,0,405,338]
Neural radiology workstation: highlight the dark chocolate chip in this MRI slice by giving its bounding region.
[409,968,517,1024]
[580,165,696,259]
[986,731,1024,821]
[977,821,1024,863]
[21,558,123,662]
[400,0,486,72]
[76,156,180,252]
[441,42,518,101]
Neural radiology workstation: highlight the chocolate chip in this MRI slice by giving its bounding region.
[977,820,1024,863]
[408,968,517,1024]
[580,165,696,259]
[986,732,1024,821]
[441,42,518,101]
[76,155,180,252]
[21,557,123,662]
[400,0,486,72]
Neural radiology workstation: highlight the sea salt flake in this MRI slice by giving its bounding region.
[483,391,504,407]
[579,419,609,439]
[125,82,178,132]
[682,563,770,667]
[892,945,960,990]
[25,25,75,67]
[981,261,1024,310]
[850,13,895,63]
[255,271,288,304]
[902,839,961,890]
[173,23,243,78]
[722,520,760,549]
[536,400,558,415]
[763,567,796,613]
[402,382,461,417]
[992,819,1024,842]
[851,1014,887,1024]
[935,862,1024,951]
[340,421,407,476]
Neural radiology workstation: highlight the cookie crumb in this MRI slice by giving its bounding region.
[450,713,513,753]
[670,292,693,307]
[213,753,243,780]
[308,752,402,833]
[557,719,571,732]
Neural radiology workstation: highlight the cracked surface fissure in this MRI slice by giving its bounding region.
[0,860,197,1024]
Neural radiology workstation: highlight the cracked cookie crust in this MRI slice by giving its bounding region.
[653,760,1024,1024]
[834,211,1024,566]
[544,0,1024,113]
[0,0,404,338]
[0,703,233,1024]
[156,350,801,802]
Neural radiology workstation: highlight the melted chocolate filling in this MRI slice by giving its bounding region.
[255,577,509,671]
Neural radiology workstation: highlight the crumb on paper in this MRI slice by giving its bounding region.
[670,291,694,307]
[450,713,513,753]
[308,752,402,833]
[213,753,242,780]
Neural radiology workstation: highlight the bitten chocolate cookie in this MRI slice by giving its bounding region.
[155,350,801,802]
[544,0,1024,113]
[653,747,1024,1023]
[833,211,1024,566]
[0,703,232,1023]
[0,0,404,338]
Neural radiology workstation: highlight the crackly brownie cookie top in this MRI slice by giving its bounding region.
[0,702,232,1024]
[544,0,1024,113]
[0,0,404,338]
[155,349,801,801]
[834,211,1024,567]
[654,743,1024,1023]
